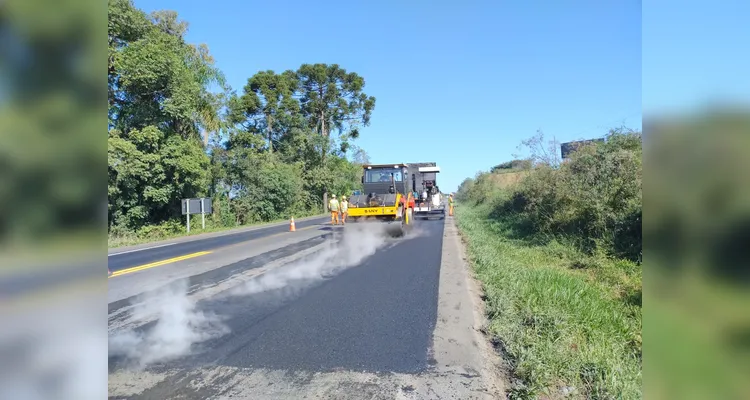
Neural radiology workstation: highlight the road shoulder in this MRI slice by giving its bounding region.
[427,215,509,398]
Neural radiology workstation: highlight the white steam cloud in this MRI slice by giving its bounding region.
[108,279,229,369]
[227,221,395,298]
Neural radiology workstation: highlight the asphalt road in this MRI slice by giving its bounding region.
[195,220,443,373]
[107,216,329,273]
[108,218,451,399]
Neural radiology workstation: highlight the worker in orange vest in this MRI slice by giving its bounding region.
[328,195,340,225]
[340,195,349,224]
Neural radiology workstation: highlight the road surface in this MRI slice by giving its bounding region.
[107,217,506,399]
[108,216,330,274]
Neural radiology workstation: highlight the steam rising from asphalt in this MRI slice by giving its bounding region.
[108,279,228,368]
[108,221,418,369]
[228,222,395,297]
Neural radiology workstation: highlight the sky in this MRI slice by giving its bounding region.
[135,0,643,193]
[642,0,750,117]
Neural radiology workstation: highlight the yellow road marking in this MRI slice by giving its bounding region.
[109,251,212,278]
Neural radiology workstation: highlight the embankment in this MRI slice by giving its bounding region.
[454,129,642,399]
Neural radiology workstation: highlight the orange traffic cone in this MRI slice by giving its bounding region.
[289,217,296,232]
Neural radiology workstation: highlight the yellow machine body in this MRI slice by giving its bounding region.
[347,164,414,229]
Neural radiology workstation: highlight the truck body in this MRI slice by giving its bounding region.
[407,161,445,219]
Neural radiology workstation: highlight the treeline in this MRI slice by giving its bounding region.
[108,0,373,242]
[457,127,642,262]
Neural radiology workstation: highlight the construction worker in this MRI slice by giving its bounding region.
[328,194,340,225]
[448,194,454,216]
[340,195,349,224]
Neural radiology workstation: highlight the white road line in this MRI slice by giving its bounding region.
[108,243,177,257]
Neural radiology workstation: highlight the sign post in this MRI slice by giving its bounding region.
[201,198,205,230]
[182,198,213,233]
[186,199,191,233]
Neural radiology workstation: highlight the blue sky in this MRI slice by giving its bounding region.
[136,0,642,192]
[643,0,750,116]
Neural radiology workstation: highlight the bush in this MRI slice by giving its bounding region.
[458,128,642,262]
[454,127,643,398]
[136,219,185,240]
[491,159,532,173]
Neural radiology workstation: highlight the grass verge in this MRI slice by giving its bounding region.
[455,203,642,399]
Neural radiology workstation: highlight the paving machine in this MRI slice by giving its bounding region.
[346,163,415,236]
[412,165,445,219]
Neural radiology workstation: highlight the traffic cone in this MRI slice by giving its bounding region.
[289,217,296,232]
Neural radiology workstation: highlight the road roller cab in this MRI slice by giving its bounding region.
[347,164,415,228]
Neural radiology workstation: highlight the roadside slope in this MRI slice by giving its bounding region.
[455,204,642,399]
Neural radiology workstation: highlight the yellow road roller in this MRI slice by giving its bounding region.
[346,163,415,236]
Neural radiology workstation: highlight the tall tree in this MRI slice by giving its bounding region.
[350,145,371,165]
[231,70,299,152]
[296,63,376,159]
[108,0,223,229]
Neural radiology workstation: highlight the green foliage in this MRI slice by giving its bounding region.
[296,63,376,157]
[107,0,370,245]
[229,70,300,152]
[227,154,304,223]
[458,128,642,262]
[455,127,643,397]
[456,179,642,400]
[0,0,105,246]
[490,159,531,173]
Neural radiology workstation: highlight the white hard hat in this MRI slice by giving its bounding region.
[332,194,336,198]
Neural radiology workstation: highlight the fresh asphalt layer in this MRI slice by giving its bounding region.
[199,219,443,373]
[107,216,329,273]
[109,218,447,397]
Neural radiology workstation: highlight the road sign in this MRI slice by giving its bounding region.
[182,198,212,215]
[181,198,212,232]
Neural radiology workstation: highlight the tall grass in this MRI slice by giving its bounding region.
[455,129,642,399]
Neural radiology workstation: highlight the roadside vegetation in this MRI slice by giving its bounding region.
[455,128,642,399]
[108,0,372,247]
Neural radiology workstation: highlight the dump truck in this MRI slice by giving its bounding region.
[346,163,415,236]
[407,162,445,219]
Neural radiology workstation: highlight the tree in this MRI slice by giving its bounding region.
[456,177,476,202]
[108,0,222,229]
[296,63,376,159]
[106,0,376,238]
[513,129,562,168]
[233,70,300,152]
[350,145,371,165]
